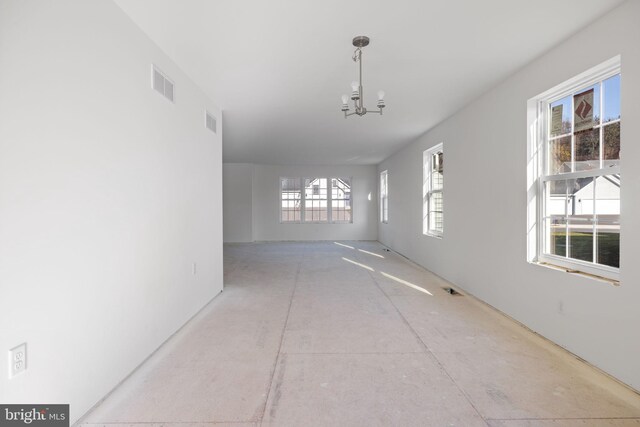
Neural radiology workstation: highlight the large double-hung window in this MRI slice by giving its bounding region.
[423,143,444,237]
[280,177,352,223]
[380,170,388,224]
[530,57,620,281]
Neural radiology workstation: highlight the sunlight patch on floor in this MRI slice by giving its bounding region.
[380,271,433,296]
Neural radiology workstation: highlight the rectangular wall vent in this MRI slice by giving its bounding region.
[205,111,217,133]
[152,65,174,103]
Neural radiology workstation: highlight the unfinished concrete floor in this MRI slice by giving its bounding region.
[80,241,640,426]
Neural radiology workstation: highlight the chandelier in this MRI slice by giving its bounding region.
[341,36,386,118]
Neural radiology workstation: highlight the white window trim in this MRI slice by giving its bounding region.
[423,143,444,238]
[527,56,621,282]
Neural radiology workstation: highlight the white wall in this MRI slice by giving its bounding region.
[223,163,254,243]
[0,0,223,422]
[223,164,378,242]
[378,0,640,391]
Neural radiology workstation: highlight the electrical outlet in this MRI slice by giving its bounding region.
[192,262,197,275]
[9,343,27,378]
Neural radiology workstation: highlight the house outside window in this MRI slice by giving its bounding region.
[423,143,444,237]
[528,57,620,281]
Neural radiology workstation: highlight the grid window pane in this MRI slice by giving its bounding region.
[603,75,621,123]
[603,121,620,164]
[574,129,600,169]
[595,175,620,268]
[331,178,352,223]
[304,178,327,222]
[281,178,301,222]
[549,96,572,137]
[549,136,571,175]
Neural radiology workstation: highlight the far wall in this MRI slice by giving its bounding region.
[223,164,378,242]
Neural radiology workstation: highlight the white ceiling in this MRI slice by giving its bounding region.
[115,0,623,165]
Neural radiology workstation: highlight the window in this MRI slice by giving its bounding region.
[280,177,353,223]
[331,178,352,223]
[281,178,301,222]
[380,170,388,223]
[529,57,620,281]
[304,178,328,222]
[423,144,444,237]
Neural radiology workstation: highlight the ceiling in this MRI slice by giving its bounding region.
[115,0,624,165]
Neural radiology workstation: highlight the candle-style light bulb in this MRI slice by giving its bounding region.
[377,90,386,109]
[350,81,360,101]
[341,94,349,112]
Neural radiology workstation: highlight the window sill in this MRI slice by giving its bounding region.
[532,261,620,286]
[423,232,443,239]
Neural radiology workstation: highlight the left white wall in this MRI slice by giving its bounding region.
[0,0,223,422]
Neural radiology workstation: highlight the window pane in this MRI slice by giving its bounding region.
[603,121,620,165]
[546,180,567,216]
[545,180,568,257]
[549,136,571,174]
[331,177,352,223]
[567,177,594,263]
[281,178,301,222]
[595,175,620,268]
[546,216,567,257]
[568,217,593,263]
[574,84,600,128]
[431,152,443,191]
[574,129,600,170]
[429,192,443,233]
[549,96,572,137]
[304,178,327,222]
[603,74,621,123]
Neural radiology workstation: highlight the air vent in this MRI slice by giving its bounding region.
[152,65,174,103]
[205,111,217,133]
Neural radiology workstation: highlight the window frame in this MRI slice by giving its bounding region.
[529,57,620,281]
[279,177,353,224]
[423,143,444,238]
[380,170,388,224]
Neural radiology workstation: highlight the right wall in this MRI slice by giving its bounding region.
[378,0,640,391]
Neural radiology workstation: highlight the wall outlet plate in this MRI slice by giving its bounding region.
[9,343,27,378]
